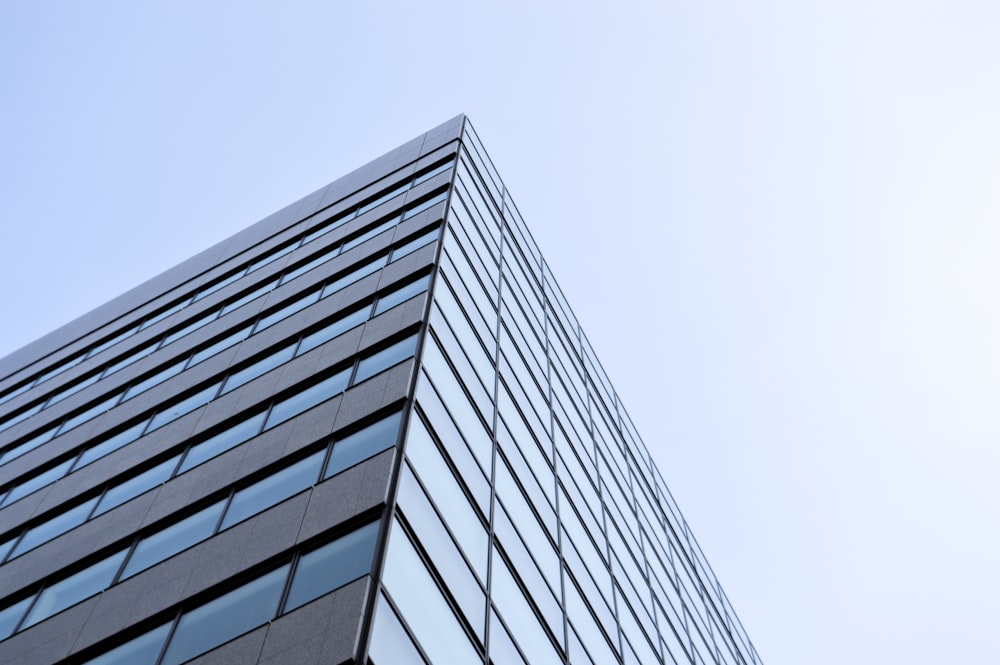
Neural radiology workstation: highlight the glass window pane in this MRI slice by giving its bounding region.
[404,415,488,582]
[139,299,189,331]
[297,306,369,356]
[284,520,380,612]
[219,450,324,531]
[402,191,448,221]
[397,465,485,640]
[103,342,157,377]
[491,553,562,665]
[381,521,480,664]
[147,382,221,432]
[178,411,267,474]
[413,159,454,186]
[161,311,218,347]
[160,564,289,665]
[368,592,426,665]
[221,343,296,394]
[11,496,99,558]
[94,456,179,517]
[187,324,253,367]
[124,359,186,401]
[279,245,339,285]
[302,211,352,244]
[265,369,350,430]
[358,181,409,216]
[74,421,148,471]
[323,411,401,479]
[46,372,101,407]
[373,275,430,316]
[23,549,128,628]
[253,289,320,333]
[0,425,58,466]
[0,402,43,434]
[87,325,140,358]
[247,242,297,273]
[321,255,386,298]
[82,621,172,665]
[1,458,73,507]
[194,270,244,302]
[57,391,123,435]
[353,334,417,385]
[390,226,440,262]
[342,219,397,253]
[121,501,226,580]
[0,595,33,639]
[219,279,277,317]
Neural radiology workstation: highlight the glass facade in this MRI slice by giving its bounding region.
[0,115,761,665]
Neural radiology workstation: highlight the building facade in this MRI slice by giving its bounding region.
[0,116,762,665]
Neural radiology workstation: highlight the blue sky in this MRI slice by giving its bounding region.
[2,2,999,663]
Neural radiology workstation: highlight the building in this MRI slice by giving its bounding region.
[0,116,762,665]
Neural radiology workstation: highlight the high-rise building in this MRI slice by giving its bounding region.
[0,116,762,665]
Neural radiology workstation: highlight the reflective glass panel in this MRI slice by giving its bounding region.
[73,421,148,471]
[22,549,128,628]
[382,522,480,664]
[123,359,186,401]
[10,496,99,558]
[82,622,171,665]
[264,368,350,430]
[221,343,296,394]
[284,520,380,612]
[147,382,221,432]
[297,306,369,356]
[368,592,426,665]
[121,500,226,579]
[160,564,289,665]
[373,275,430,316]
[93,455,179,517]
[253,289,320,332]
[0,596,33,639]
[187,324,253,366]
[219,450,323,531]
[353,334,418,385]
[1,458,73,507]
[177,411,267,474]
[323,411,401,479]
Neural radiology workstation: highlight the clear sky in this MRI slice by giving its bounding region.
[2,2,999,663]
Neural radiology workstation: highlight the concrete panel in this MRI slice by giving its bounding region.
[257,577,370,665]
[298,448,395,543]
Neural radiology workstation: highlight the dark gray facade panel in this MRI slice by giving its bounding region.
[255,577,370,665]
